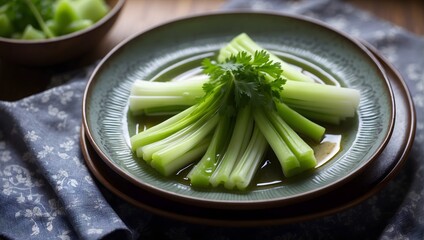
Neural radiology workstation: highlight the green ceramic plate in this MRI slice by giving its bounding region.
[83,12,394,209]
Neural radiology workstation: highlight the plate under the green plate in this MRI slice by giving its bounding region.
[83,12,394,209]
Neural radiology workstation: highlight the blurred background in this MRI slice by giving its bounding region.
[1,0,423,101]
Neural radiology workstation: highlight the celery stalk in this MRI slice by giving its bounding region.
[188,115,232,187]
[130,105,196,150]
[129,77,207,113]
[227,126,268,190]
[131,78,207,97]
[151,114,219,172]
[219,33,315,82]
[282,99,356,118]
[253,109,300,177]
[291,108,342,125]
[266,110,317,171]
[131,90,221,147]
[275,102,325,142]
[209,106,254,187]
[129,96,198,113]
[283,80,360,109]
[143,106,189,116]
[151,139,210,176]
[138,118,205,161]
[0,14,13,37]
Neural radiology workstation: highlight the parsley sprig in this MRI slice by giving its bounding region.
[201,50,286,115]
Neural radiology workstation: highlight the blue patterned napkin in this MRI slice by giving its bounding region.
[0,71,134,239]
[1,0,424,239]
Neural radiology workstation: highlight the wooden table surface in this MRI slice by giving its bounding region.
[1,0,423,101]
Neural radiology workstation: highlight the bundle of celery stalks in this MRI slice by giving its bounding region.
[128,33,360,190]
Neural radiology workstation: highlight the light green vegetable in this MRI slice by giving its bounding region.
[209,106,254,188]
[129,77,207,114]
[227,125,268,190]
[253,109,300,177]
[0,14,13,37]
[218,33,315,83]
[54,0,79,30]
[187,115,232,187]
[275,102,325,142]
[0,0,108,40]
[128,77,359,127]
[21,24,46,40]
[24,0,55,38]
[74,0,109,22]
[63,19,93,34]
[266,110,317,172]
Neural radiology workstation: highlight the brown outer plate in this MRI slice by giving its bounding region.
[80,45,416,227]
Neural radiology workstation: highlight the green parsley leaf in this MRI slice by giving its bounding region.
[201,50,286,115]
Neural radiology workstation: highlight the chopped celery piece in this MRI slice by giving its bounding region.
[266,110,317,171]
[0,14,13,37]
[0,0,109,40]
[143,105,189,116]
[130,105,196,150]
[292,108,343,125]
[209,106,254,188]
[151,139,210,176]
[140,112,217,161]
[54,0,80,30]
[45,19,59,36]
[131,76,208,96]
[63,19,93,34]
[188,115,232,187]
[21,25,46,40]
[138,122,196,162]
[254,109,301,177]
[129,96,197,113]
[150,114,219,175]
[134,93,219,147]
[228,126,268,190]
[282,80,360,113]
[129,76,207,113]
[74,0,109,22]
[219,33,315,82]
[275,102,325,142]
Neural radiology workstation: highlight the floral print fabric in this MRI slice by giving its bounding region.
[0,74,131,240]
[1,0,424,239]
